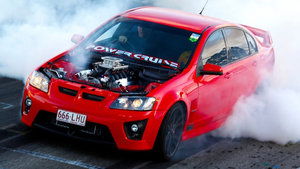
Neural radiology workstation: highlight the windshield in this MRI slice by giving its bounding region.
[81,17,200,70]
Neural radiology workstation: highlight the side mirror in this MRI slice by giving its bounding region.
[71,34,84,44]
[199,63,223,75]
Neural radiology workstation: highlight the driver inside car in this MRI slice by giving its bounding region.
[117,25,152,53]
[104,23,195,69]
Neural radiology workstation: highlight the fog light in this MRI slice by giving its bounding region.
[25,98,32,107]
[131,124,139,132]
[124,119,148,140]
[23,98,32,114]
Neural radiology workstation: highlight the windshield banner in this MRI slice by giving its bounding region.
[86,45,179,69]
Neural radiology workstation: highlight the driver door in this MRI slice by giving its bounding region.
[188,29,234,134]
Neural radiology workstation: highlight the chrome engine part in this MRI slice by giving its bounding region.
[108,71,132,88]
[75,70,101,84]
[48,68,67,78]
[74,56,134,89]
[95,56,128,70]
[76,70,92,79]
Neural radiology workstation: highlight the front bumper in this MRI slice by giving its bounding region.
[21,81,163,151]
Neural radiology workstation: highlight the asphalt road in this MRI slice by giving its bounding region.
[0,77,300,169]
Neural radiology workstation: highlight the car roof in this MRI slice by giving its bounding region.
[122,7,231,33]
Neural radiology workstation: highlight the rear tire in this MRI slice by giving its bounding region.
[155,103,186,161]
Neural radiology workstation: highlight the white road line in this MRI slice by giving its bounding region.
[132,161,151,169]
[0,123,16,130]
[0,146,105,169]
[0,102,14,110]
[0,133,24,144]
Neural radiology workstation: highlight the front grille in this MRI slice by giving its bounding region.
[58,86,78,96]
[58,86,104,102]
[34,111,114,144]
[82,93,104,102]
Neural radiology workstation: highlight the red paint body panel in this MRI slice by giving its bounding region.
[21,7,275,150]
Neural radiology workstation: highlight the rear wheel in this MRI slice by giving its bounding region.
[156,103,186,161]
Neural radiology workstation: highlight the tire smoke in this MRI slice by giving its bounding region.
[0,0,127,80]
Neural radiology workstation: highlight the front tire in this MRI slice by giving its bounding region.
[156,103,186,161]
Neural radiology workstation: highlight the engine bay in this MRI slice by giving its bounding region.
[41,54,178,94]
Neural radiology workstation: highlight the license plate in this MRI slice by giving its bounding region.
[56,110,87,127]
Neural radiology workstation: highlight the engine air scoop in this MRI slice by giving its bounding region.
[96,57,128,70]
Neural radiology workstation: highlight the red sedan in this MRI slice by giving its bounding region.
[21,7,275,160]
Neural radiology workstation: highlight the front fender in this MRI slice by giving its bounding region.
[150,88,192,135]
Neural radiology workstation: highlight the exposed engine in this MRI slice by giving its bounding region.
[74,57,136,92]
[43,55,175,93]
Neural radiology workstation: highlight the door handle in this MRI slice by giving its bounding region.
[252,61,258,67]
[224,72,232,79]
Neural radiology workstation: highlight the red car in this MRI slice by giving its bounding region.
[21,7,274,160]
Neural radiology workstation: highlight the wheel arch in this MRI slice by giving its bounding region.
[173,101,188,122]
[155,91,191,125]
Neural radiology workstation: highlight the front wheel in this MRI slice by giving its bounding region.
[156,103,186,161]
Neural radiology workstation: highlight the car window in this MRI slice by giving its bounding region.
[245,33,258,55]
[201,30,228,66]
[223,28,250,62]
[95,23,120,42]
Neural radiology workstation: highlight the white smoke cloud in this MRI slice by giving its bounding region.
[209,0,300,145]
[1,0,300,145]
[154,0,300,144]
[0,0,125,80]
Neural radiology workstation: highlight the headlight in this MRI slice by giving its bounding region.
[110,96,156,111]
[29,71,49,93]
